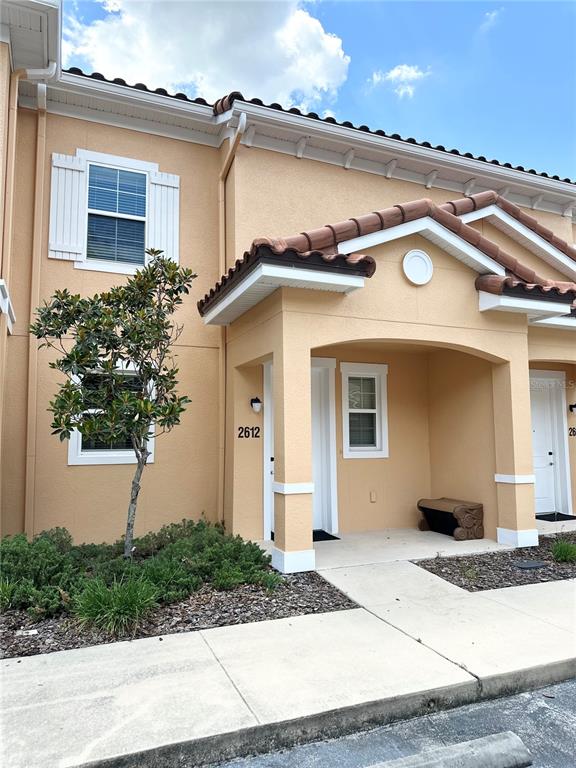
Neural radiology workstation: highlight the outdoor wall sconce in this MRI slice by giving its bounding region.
[569,403,576,413]
[250,397,262,414]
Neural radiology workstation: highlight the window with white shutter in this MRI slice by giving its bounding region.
[48,149,180,274]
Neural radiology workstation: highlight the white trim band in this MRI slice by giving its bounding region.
[271,548,316,573]
[272,482,315,495]
[497,528,539,547]
[494,474,536,484]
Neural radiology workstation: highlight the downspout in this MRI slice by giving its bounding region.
[0,61,55,534]
[217,112,246,526]
[24,82,48,537]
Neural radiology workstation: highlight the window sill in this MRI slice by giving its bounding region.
[343,449,389,459]
[74,260,142,276]
[68,451,155,466]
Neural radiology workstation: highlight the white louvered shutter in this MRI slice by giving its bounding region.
[49,153,88,261]
[147,172,180,262]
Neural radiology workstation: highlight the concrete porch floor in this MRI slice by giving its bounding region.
[261,529,512,571]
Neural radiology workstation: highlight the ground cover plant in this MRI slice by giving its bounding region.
[416,532,576,591]
[0,519,355,659]
[0,519,279,634]
[551,538,576,563]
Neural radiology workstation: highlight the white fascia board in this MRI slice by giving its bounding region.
[478,290,572,317]
[202,263,365,325]
[336,217,506,276]
[56,74,214,123]
[226,102,576,204]
[530,315,576,330]
[461,206,576,281]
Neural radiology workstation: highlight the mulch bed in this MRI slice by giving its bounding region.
[0,571,356,660]
[416,532,576,591]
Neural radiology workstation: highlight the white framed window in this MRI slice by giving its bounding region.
[86,163,147,269]
[341,362,388,459]
[49,149,180,274]
[68,367,155,466]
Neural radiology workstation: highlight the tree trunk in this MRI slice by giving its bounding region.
[124,457,146,558]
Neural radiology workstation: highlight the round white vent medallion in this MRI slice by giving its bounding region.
[402,249,433,285]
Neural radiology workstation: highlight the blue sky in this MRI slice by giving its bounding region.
[64,1,576,179]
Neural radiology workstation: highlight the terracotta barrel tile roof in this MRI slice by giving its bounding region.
[475,274,576,303]
[442,191,576,264]
[198,191,576,317]
[197,242,376,316]
[209,89,574,186]
[61,73,575,186]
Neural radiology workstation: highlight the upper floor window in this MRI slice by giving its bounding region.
[341,362,389,459]
[87,165,147,266]
[49,149,180,275]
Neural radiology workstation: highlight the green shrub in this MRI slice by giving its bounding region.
[140,556,201,603]
[0,519,277,620]
[551,539,576,563]
[0,532,83,616]
[73,578,158,635]
[0,578,16,611]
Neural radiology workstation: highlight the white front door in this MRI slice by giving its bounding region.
[529,371,573,517]
[263,359,338,539]
[312,366,330,530]
[530,382,557,513]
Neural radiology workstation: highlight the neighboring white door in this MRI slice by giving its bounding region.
[529,371,573,517]
[531,382,557,513]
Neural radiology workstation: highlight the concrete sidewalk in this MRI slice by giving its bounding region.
[1,564,575,768]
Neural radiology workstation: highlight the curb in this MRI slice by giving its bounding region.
[76,658,575,768]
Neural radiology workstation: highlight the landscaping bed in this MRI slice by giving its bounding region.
[0,521,355,659]
[415,532,576,591]
[1,572,354,659]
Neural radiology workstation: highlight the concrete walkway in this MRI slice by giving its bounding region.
[1,564,575,768]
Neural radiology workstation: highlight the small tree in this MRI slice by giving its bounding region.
[30,250,197,557]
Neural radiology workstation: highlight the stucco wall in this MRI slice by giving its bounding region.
[314,345,432,533]
[3,110,222,541]
[428,350,498,537]
[2,102,575,544]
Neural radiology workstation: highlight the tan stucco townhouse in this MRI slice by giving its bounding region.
[1,2,575,572]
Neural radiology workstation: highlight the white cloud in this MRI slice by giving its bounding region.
[368,64,430,99]
[479,8,503,34]
[63,1,350,109]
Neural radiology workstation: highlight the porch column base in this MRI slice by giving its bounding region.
[497,527,539,547]
[272,547,316,574]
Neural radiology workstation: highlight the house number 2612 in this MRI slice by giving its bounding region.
[238,426,260,439]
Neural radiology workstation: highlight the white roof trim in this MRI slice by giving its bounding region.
[461,205,576,281]
[202,263,365,326]
[478,290,572,318]
[530,315,576,330]
[336,217,506,276]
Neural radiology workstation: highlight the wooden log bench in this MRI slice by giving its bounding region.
[417,497,484,540]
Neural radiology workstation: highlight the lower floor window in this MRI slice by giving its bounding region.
[341,363,389,459]
[67,370,155,466]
